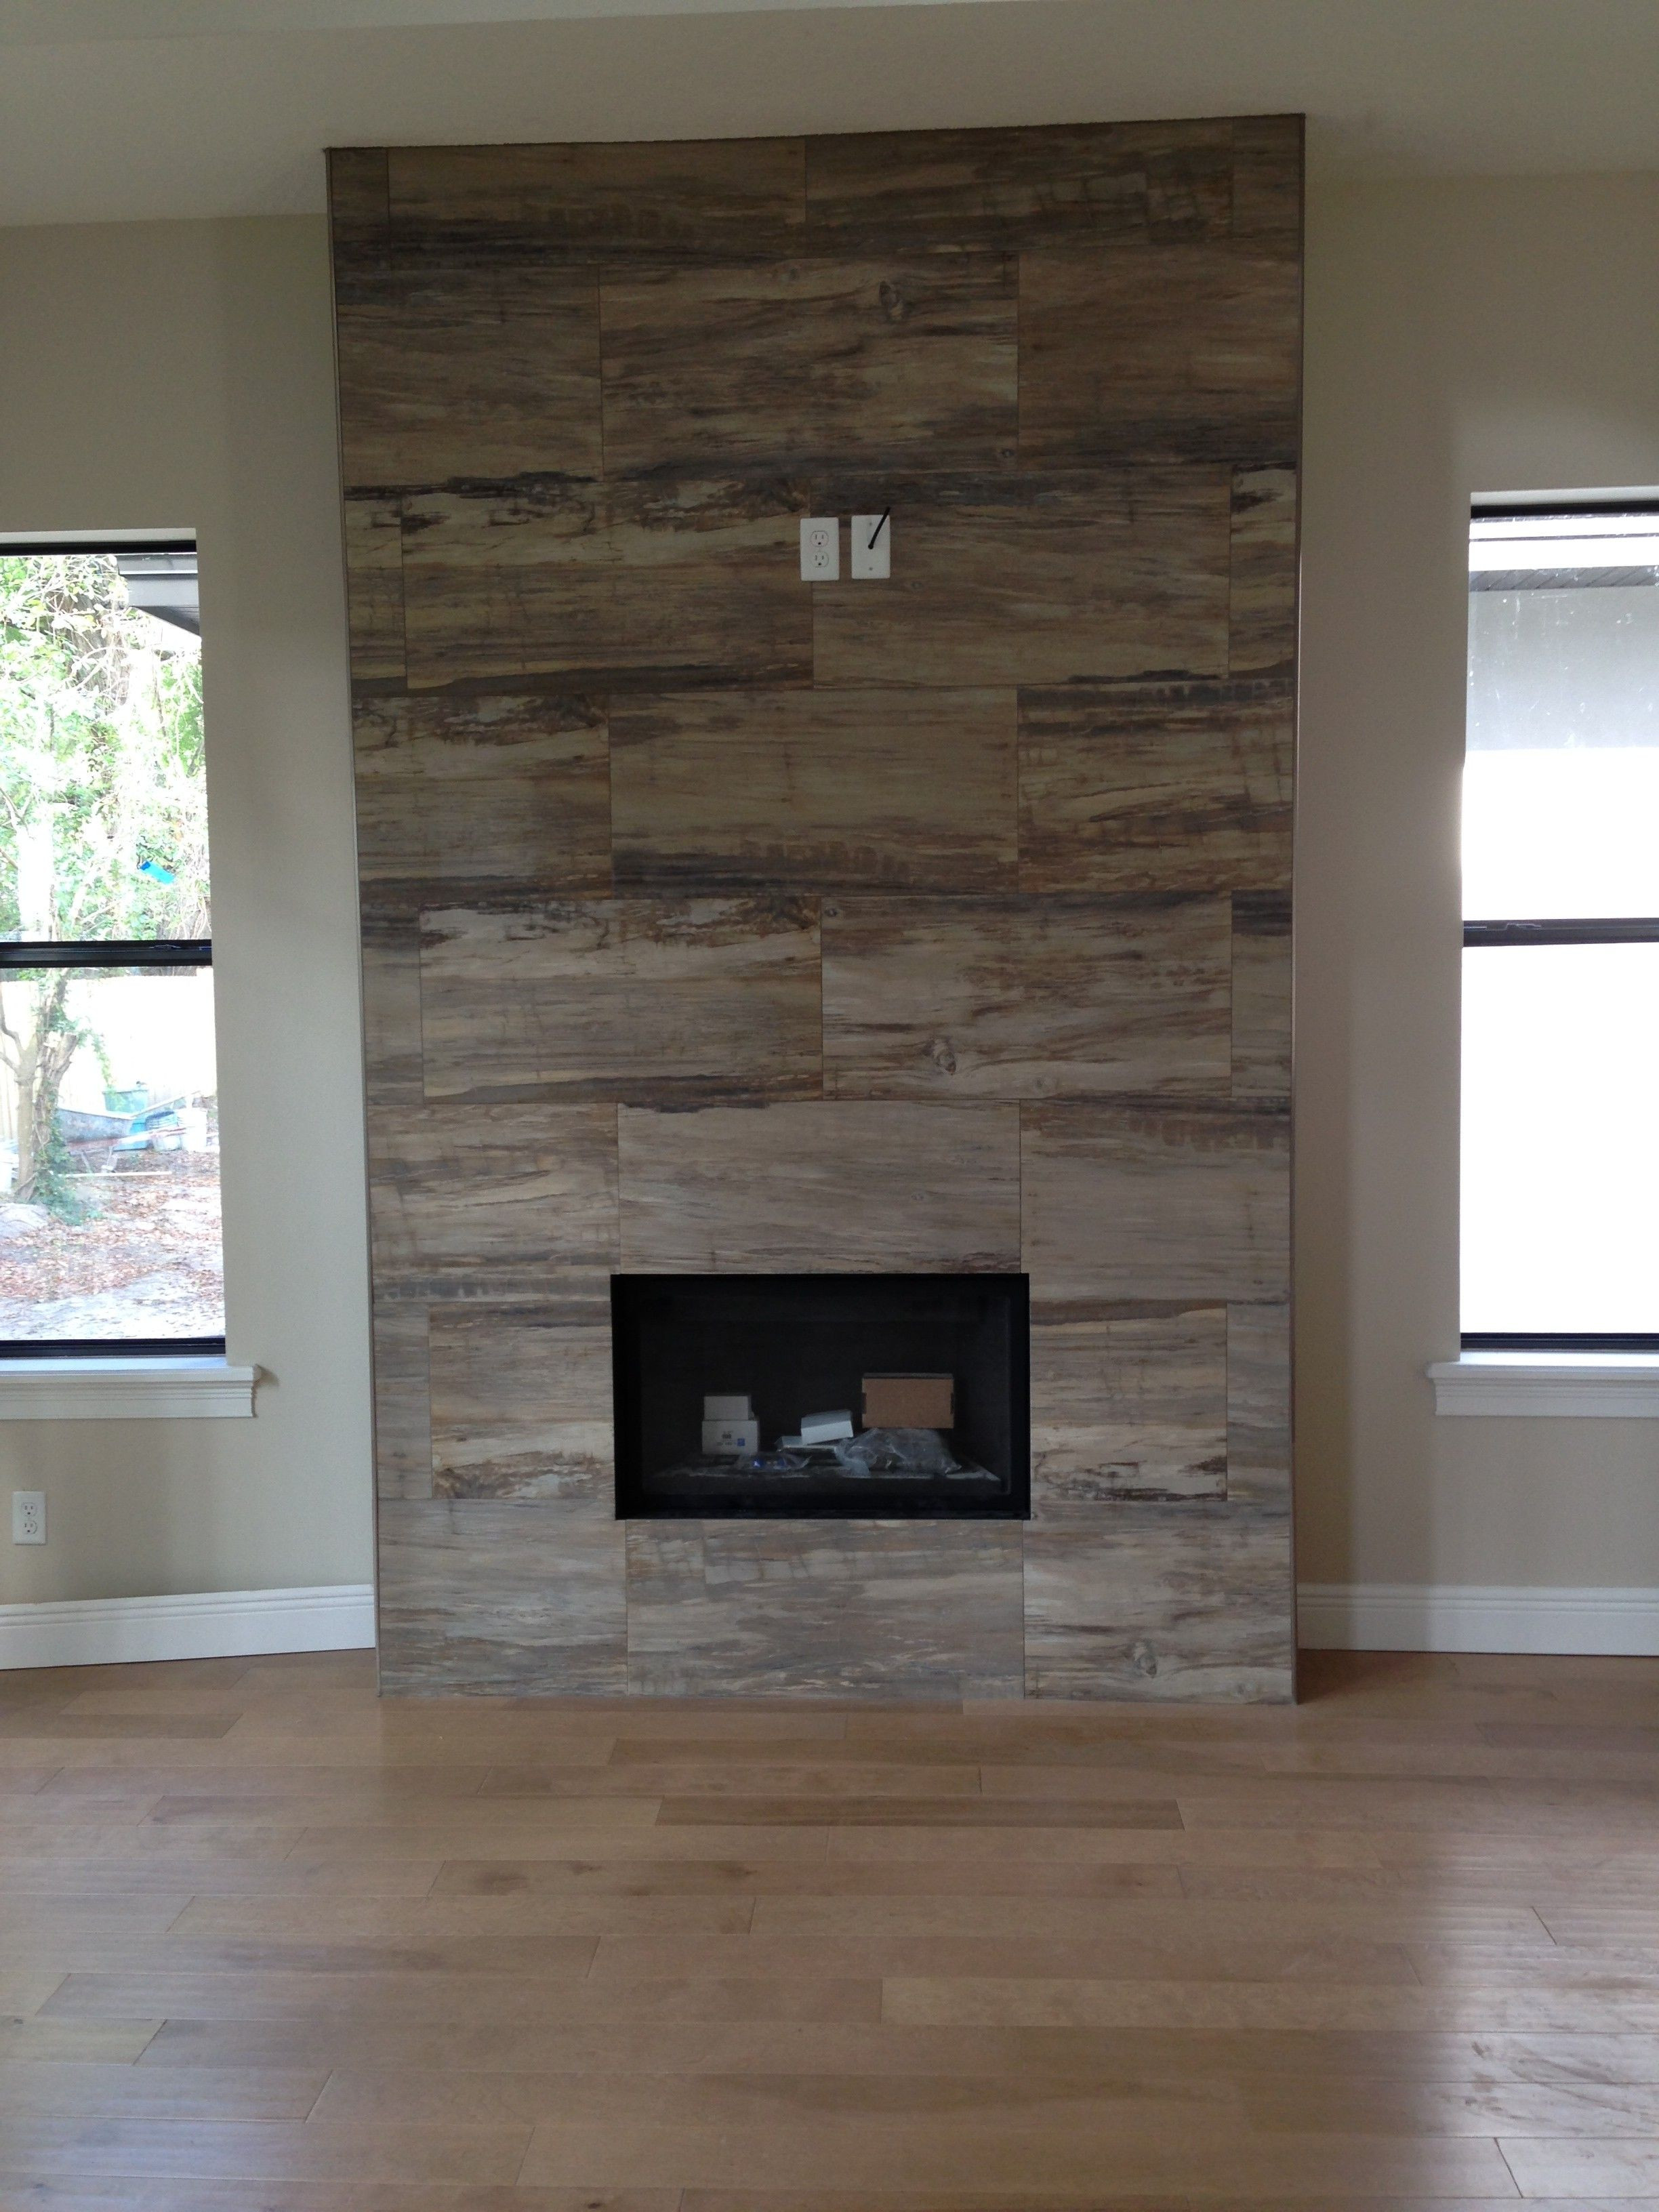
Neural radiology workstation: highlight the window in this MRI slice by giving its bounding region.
[0,541,222,1355]
[1461,505,1659,1349]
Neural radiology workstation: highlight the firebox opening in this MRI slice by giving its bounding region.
[611,1272,1030,1520]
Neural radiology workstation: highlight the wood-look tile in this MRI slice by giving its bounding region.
[811,470,1229,689]
[1226,1302,1292,1511]
[821,895,1229,1099]
[617,1103,1020,1273]
[600,254,1017,471]
[377,1501,627,1696]
[354,693,610,895]
[1018,679,1293,895]
[370,1300,432,1500]
[1025,1504,1294,1701]
[327,146,391,279]
[0,2113,533,2185]
[0,2060,328,2122]
[1030,1307,1228,1510]
[429,1307,611,1505]
[1019,240,1300,464]
[610,689,1017,892]
[401,476,811,695]
[367,1103,617,1298]
[625,1522,1024,1700]
[1230,114,1305,237]
[1231,890,1291,1100]
[388,137,807,267]
[804,121,1235,250]
[342,498,404,686]
[1022,1103,1289,1305]
[1229,464,1298,677]
[336,269,600,490]
[418,895,821,1106]
[359,910,423,1105]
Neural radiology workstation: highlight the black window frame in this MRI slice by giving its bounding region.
[0,534,222,1362]
[1462,499,1659,1355]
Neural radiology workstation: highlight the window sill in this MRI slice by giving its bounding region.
[1429,1353,1659,1417]
[0,1357,257,1421]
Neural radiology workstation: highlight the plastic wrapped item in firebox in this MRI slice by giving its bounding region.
[735,1447,808,1475]
[832,1427,961,1477]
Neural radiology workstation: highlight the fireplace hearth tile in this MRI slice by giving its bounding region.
[1024,1502,1294,1702]
[624,1520,1024,1700]
[378,1500,627,1695]
[619,1103,1020,1274]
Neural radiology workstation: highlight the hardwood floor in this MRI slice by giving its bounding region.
[1,1647,1658,2205]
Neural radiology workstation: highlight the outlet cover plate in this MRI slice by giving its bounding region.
[12,1491,45,1544]
[800,516,840,582]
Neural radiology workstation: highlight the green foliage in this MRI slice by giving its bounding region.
[0,554,209,941]
[28,1121,89,1225]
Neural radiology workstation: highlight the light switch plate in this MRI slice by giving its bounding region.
[851,513,891,579]
[800,517,840,581]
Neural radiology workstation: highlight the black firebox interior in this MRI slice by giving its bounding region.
[611,1272,1029,1520]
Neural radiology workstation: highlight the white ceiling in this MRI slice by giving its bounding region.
[0,0,1654,226]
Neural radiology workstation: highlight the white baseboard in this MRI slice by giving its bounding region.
[0,1583,375,1670]
[1298,1582,1659,1656]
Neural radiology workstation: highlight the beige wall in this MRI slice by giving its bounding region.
[1298,173,1659,1591]
[0,217,374,1602]
[4,167,1656,1614]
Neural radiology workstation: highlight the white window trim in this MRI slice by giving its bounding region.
[0,1356,255,1421]
[1429,1351,1659,1416]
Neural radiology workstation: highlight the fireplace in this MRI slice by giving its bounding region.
[612,1273,1029,1519]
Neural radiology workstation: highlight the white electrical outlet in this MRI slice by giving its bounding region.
[851,512,891,579]
[12,1492,45,1545]
[800,517,840,581]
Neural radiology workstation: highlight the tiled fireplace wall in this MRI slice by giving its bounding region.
[329,117,1300,1700]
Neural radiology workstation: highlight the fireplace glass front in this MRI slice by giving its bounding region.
[611,1272,1029,1519]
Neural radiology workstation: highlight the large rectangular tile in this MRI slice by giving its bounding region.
[342,497,404,686]
[611,689,1017,892]
[388,137,806,266]
[354,693,610,895]
[359,910,423,1105]
[1022,1102,1288,1305]
[1229,462,1298,677]
[600,253,1016,472]
[335,269,600,491]
[371,1300,432,1501]
[1030,1305,1228,1511]
[1019,678,1293,894]
[617,1103,1021,1272]
[1227,1300,1292,1510]
[1024,1503,1294,1700]
[1020,239,1300,464]
[625,1521,1024,1699]
[418,895,822,1107]
[1231,112,1305,237]
[804,120,1235,249]
[401,478,811,694]
[430,1306,612,1507]
[327,145,391,279]
[821,895,1229,1099]
[378,1502,627,1696]
[811,470,1229,689]
[1231,889,1292,1100]
[368,1103,617,1298]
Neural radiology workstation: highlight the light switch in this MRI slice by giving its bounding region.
[800,518,840,581]
[851,512,891,579]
